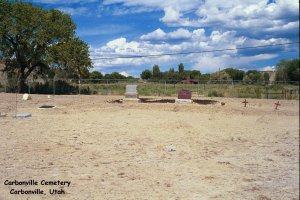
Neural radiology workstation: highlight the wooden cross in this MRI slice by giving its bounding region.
[274,101,281,110]
[242,99,248,107]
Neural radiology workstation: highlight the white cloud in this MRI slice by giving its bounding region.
[169,28,191,39]
[260,66,275,71]
[57,6,88,16]
[90,29,289,73]
[160,7,181,23]
[120,71,130,77]
[192,53,278,73]
[140,28,166,40]
[111,6,156,15]
[193,0,299,33]
[88,0,298,74]
[140,28,192,40]
[191,29,206,40]
[103,0,299,37]
[103,0,201,23]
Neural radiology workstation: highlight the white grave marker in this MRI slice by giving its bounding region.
[22,93,31,100]
[125,85,139,99]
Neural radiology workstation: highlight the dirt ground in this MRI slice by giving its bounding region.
[0,93,299,200]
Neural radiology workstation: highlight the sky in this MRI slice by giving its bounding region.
[25,0,299,77]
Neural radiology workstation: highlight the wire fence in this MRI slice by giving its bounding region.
[0,78,299,100]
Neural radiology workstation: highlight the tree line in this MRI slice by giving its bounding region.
[140,59,299,83]
[141,63,201,83]
[0,1,298,94]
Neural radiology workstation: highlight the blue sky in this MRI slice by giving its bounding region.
[25,0,299,77]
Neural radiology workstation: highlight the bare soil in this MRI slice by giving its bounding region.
[0,93,299,200]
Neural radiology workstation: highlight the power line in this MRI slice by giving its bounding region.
[91,41,299,60]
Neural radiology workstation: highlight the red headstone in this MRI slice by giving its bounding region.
[178,89,192,99]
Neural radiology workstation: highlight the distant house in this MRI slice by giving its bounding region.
[259,70,276,82]
[181,77,199,84]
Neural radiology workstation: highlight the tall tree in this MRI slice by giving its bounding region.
[275,59,299,82]
[178,63,184,73]
[152,64,160,79]
[189,70,201,79]
[140,69,152,80]
[246,70,263,82]
[105,72,126,79]
[89,71,103,80]
[263,72,270,83]
[224,68,245,80]
[48,38,92,79]
[0,1,91,92]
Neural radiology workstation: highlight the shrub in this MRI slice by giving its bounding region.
[208,90,224,97]
[31,80,86,94]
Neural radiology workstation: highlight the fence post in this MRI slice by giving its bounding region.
[231,81,234,97]
[27,79,30,94]
[197,81,199,97]
[53,78,55,95]
[106,79,109,95]
[78,79,81,95]
[5,79,7,93]
[164,80,166,97]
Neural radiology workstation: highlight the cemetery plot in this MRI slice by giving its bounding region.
[176,89,193,104]
[39,105,55,109]
[0,93,298,200]
[125,85,139,99]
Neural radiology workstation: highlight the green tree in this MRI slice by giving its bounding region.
[263,72,270,83]
[0,1,90,92]
[243,75,251,83]
[189,70,201,79]
[275,59,299,82]
[90,71,103,79]
[210,70,231,81]
[178,63,184,73]
[246,70,263,83]
[199,73,210,82]
[140,69,152,80]
[152,64,160,79]
[49,38,92,79]
[286,59,299,81]
[167,67,175,82]
[224,68,245,80]
[104,72,126,80]
[89,71,103,83]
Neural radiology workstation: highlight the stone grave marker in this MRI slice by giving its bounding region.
[175,89,193,104]
[15,114,32,118]
[22,93,31,100]
[124,85,139,101]
[178,89,192,99]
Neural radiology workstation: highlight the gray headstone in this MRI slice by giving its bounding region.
[15,114,32,118]
[125,85,139,99]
